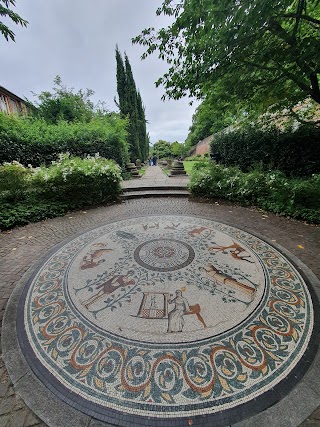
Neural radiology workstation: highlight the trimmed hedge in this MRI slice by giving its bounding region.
[210,125,320,177]
[190,163,320,223]
[0,156,122,230]
[0,112,129,168]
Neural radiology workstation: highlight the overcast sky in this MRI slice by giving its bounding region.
[0,0,199,144]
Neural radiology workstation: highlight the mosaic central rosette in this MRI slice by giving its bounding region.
[21,216,314,420]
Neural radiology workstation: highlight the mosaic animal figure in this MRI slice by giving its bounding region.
[116,231,137,240]
[186,304,207,328]
[164,223,180,230]
[208,241,254,263]
[82,272,135,309]
[142,223,160,231]
[201,264,256,300]
[188,226,213,237]
[80,243,113,270]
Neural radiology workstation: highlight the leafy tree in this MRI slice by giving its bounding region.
[185,100,216,147]
[33,76,96,124]
[0,0,27,42]
[185,94,246,146]
[171,141,187,157]
[152,140,172,158]
[134,0,320,117]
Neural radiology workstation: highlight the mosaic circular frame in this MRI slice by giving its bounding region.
[134,238,195,272]
[6,215,320,427]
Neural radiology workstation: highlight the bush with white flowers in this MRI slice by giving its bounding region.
[190,163,320,223]
[32,153,122,204]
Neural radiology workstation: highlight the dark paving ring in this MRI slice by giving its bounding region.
[3,215,320,427]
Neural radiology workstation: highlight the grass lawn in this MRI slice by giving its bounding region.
[183,161,200,175]
[139,167,146,176]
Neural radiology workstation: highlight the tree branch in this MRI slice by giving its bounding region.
[292,0,306,36]
[310,73,320,103]
[281,13,320,26]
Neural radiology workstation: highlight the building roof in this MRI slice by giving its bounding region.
[0,85,28,105]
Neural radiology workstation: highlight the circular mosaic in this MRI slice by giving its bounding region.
[18,215,316,425]
[134,238,195,271]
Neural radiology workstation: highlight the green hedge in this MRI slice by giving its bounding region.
[0,112,129,168]
[0,155,122,230]
[210,125,320,177]
[190,163,320,223]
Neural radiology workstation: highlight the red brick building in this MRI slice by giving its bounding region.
[189,135,212,156]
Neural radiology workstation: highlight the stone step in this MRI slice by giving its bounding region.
[122,185,188,192]
[120,189,190,200]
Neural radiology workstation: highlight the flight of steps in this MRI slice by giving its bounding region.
[120,185,190,200]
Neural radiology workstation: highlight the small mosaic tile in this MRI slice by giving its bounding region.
[18,215,316,425]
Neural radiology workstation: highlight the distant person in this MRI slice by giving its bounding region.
[148,156,152,166]
[153,154,157,166]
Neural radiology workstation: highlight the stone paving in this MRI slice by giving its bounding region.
[0,167,320,426]
[121,165,189,189]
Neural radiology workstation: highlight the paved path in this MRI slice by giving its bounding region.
[0,196,320,426]
[121,165,189,189]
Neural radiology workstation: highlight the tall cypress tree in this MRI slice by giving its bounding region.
[136,91,148,160]
[115,48,148,162]
[115,46,127,114]
[124,53,141,161]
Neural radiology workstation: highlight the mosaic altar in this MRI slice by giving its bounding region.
[18,215,316,425]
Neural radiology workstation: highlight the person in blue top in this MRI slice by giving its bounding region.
[152,154,157,166]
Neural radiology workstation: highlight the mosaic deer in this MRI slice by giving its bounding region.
[208,241,254,263]
[82,272,135,309]
[201,264,256,300]
[80,243,113,270]
[188,227,213,237]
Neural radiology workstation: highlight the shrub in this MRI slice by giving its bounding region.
[211,125,320,177]
[0,161,32,201]
[32,153,122,204]
[0,112,129,168]
[0,154,122,230]
[0,201,69,230]
[190,163,320,223]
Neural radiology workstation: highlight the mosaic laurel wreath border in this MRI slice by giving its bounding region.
[15,215,319,426]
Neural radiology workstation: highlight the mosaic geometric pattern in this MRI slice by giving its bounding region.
[19,215,315,424]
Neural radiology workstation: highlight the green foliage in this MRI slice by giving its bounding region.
[115,48,148,162]
[32,153,122,203]
[0,111,129,168]
[211,124,320,177]
[185,94,248,147]
[33,76,97,124]
[171,141,188,157]
[0,155,122,230]
[0,201,68,230]
[152,140,171,158]
[0,0,28,42]
[190,163,320,223]
[183,160,208,175]
[0,160,31,200]
[134,0,320,117]
[151,140,187,158]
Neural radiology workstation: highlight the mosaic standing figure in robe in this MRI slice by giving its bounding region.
[167,290,190,332]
